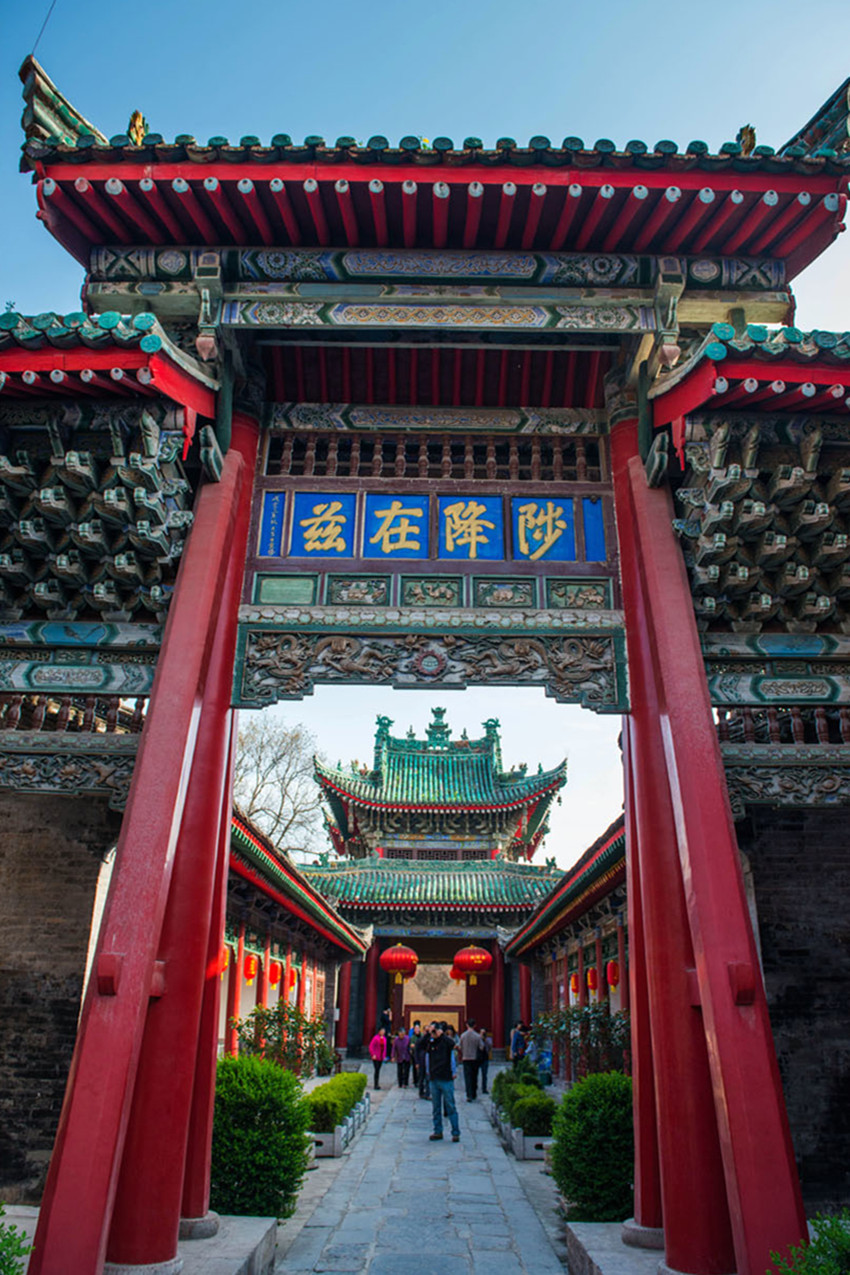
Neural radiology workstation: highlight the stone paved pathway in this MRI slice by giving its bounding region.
[275,1079,568,1275]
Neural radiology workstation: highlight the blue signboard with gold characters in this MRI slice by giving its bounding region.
[258,490,607,565]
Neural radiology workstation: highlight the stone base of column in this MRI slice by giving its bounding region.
[103,1259,183,1275]
[621,1218,664,1250]
[658,1265,735,1275]
[179,1211,220,1240]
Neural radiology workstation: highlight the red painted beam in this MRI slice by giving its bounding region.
[104,178,164,243]
[138,177,185,239]
[632,185,681,252]
[432,181,450,248]
[170,178,216,240]
[664,187,716,252]
[550,183,582,250]
[574,183,615,251]
[202,176,247,242]
[148,352,216,418]
[369,179,388,246]
[520,183,546,249]
[601,185,648,252]
[402,180,418,247]
[335,179,360,246]
[749,191,811,255]
[303,178,330,243]
[0,349,148,373]
[494,182,516,249]
[41,161,843,198]
[73,177,131,242]
[268,178,301,244]
[463,181,484,248]
[651,358,719,428]
[691,190,745,253]
[723,190,780,254]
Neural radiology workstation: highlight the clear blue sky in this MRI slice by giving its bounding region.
[2,2,849,864]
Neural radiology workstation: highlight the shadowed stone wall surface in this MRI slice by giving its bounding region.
[739,807,850,1209]
[0,793,120,1201]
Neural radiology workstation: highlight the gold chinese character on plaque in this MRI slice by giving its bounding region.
[367,499,424,555]
[442,500,496,560]
[516,500,568,561]
[298,500,349,553]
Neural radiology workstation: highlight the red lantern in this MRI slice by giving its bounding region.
[379,943,418,985]
[453,945,493,987]
[244,954,259,986]
[569,972,579,996]
[269,960,283,988]
[219,946,230,980]
[606,960,620,989]
[449,965,465,982]
[587,967,598,992]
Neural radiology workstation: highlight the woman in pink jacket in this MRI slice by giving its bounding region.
[369,1027,388,1090]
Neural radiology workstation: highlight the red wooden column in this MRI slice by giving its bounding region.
[106,415,259,1268]
[336,960,352,1049]
[519,963,532,1025]
[617,921,629,1013]
[226,925,245,1057]
[182,716,238,1227]
[283,945,292,1005]
[28,421,255,1275]
[297,949,307,1013]
[595,933,605,1002]
[491,940,505,1048]
[622,717,662,1238]
[614,418,734,1273]
[612,414,805,1274]
[258,936,272,1009]
[362,942,379,1045]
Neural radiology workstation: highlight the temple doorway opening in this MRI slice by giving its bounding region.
[232,685,623,1050]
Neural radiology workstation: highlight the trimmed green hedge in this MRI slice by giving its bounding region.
[511,1092,557,1137]
[492,1065,542,1111]
[306,1072,368,1133]
[551,1071,633,1222]
[210,1055,311,1219]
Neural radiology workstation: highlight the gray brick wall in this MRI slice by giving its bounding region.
[739,807,850,1210]
[0,793,120,1201]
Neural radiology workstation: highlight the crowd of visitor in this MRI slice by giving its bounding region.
[367,1011,531,1143]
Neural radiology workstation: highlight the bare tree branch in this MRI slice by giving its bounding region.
[233,716,325,849]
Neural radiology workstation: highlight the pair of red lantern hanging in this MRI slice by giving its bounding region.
[380,942,419,984]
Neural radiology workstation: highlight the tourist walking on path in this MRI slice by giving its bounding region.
[391,1028,411,1088]
[369,1027,388,1090]
[379,1005,393,1036]
[425,1021,460,1141]
[413,1024,430,1099]
[509,1020,527,1062]
[458,1018,483,1101]
[478,1026,492,1094]
[409,1020,423,1085]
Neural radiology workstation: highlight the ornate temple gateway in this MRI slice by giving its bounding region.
[2,54,850,1275]
[303,708,565,1045]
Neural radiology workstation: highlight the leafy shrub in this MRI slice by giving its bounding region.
[503,1082,543,1123]
[511,1092,557,1137]
[232,1002,331,1078]
[307,1072,367,1132]
[534,1006,631,1077]
[769,1210,850,1275]
[211,1055,310,1219]
[492,1064,542,1111]
[0,1204,32,1275]
[551,1071,633,1222]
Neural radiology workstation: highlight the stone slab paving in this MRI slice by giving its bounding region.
[275,1081,569,1275]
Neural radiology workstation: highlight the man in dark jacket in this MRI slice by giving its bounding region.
[425,1021,460,1142]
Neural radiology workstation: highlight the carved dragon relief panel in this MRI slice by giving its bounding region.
[721,744,850,819]
[235,628,627,712]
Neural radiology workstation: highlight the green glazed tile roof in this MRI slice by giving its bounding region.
[506,815,625,955]
[301,856,564,910]
[20,57,850,176]
[316,708,566,814]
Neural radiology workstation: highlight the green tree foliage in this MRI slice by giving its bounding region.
[534,1005,630,1076]
[210,1056,311,1219]
[551,1072,634,1222]
[232,1002,333,1078]
[769,1211,850,1275]
[0,1204,33,1274]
